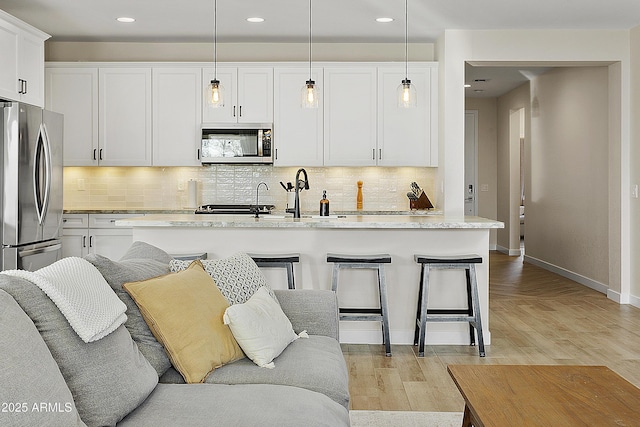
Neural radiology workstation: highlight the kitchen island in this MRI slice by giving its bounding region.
[118,214,503,347]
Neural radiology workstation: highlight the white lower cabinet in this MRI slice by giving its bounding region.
[62,214,135,260]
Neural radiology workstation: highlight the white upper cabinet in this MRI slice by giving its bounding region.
[152,67,202,166]
[99,68,152,166]
[46,67,99,166]
[323,66,377,166]
[0,10,48,107]
[377,65,438,167]
[202,67,273,123]
[273,67,324,167]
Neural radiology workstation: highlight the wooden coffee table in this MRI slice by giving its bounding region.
[447,365,640,426]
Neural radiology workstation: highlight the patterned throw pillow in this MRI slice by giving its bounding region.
[170,252,278,305]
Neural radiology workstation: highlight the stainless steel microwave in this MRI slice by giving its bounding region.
[201,123,273,164]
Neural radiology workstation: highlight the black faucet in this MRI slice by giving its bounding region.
[286,168,309,218]
[254,182,268,218]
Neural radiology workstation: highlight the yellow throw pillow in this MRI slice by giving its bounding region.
[123,260,244,383]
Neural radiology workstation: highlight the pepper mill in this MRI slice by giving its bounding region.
[356,181,363,210]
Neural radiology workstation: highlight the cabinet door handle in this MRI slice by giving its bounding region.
[239,106,242,117]
[197,148,200,160]
[233,106,236,117]
[379,148,382,160]
[372,148,375,160]
[93,149,97,160]
[17,79,26,94]
[99,149,103,160]
[82,235,87,248]
[275,148,278,160]
[23,79,27,94]
[89,235,93,248]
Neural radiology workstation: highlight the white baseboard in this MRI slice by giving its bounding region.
[523,255,608,295]
[626,293,640,307]
[496,245,521,257]
[339,329,492,346]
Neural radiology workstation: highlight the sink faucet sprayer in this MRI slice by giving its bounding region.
[286,168,309,218]
[254,182,269,218]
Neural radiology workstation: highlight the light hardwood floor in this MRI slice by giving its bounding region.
[342,250,640,411]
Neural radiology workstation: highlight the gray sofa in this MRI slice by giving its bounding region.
[0,242,350,427]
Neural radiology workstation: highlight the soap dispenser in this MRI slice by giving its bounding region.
[319,190,330,216]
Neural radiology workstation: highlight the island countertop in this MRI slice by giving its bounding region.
[122,213,502,347]
[116,213,503,229]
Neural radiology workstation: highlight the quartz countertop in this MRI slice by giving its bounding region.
[64,208,442,216]
[63,209,194,214]
[116,213,503,229]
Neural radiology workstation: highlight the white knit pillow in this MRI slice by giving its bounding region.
[223,286,307,368]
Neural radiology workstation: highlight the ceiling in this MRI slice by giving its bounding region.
[1,0,640,44]
[1,0,638,98]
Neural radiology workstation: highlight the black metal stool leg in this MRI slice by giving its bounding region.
[465,268,475,346]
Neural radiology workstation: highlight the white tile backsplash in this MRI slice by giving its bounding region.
[63,166,438,212]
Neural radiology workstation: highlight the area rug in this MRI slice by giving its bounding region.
[349,410,463,427]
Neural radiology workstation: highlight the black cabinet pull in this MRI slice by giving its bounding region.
[197,148,200,160]
[93,149,97,160]
[99,149,103,160]
[82,235,87,248]
[239,106,242,117]
[233,106,236,117]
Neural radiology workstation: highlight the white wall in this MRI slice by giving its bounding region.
[465,98,498,248]
[496,84,530,255]
[630,28,640,305]
[526,67,610,289]
[436,29,631,301]
[45,42,435,62]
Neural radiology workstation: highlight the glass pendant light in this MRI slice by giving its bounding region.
[397,0,416,108]
[207,0,224,108]
[301,0,318,108]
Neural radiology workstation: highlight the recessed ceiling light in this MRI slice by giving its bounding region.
[116,17,135,23]
[247,17,265,23]
[376,17,394,23]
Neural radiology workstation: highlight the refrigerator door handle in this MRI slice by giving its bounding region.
[34,123,52,225]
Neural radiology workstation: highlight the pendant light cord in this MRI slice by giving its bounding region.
[309,0,312,80]
[404,0,408,79]
[214,0,218,79]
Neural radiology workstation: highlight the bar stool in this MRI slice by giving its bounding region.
[327,253,392,356]
[248,253,300,290]
[414,255,485,357]
[170,252,208,261]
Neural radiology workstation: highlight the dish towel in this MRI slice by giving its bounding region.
[3,257,127,343]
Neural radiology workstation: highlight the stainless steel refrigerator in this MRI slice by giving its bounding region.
[1,101,63,271]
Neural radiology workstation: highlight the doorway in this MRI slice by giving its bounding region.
[464,111,478,216]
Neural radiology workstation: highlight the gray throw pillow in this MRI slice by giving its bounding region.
[0,275,158,427]
[0,289,86,427]
[170,252,278,305]
[85,241,173,377]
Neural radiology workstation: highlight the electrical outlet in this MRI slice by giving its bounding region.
[177,181,184,191]
[480,184,489,192]
[77,178,85,191]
